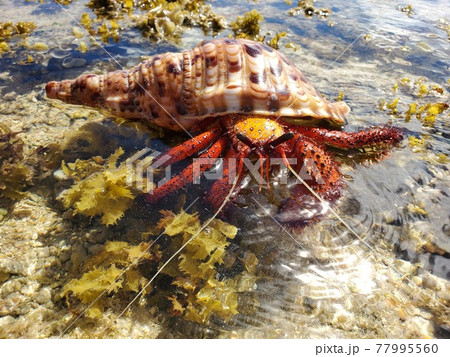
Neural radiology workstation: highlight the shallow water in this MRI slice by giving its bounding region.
[0,0,449,338]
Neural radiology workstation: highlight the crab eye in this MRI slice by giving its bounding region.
[236,132,256,148]
[266,132,294,148]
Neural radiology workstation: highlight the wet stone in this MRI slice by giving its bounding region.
[70,245,87,267]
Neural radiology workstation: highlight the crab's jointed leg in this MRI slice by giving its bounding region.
[146,137,228,203]
[276,134,342,226]
[288,126,404,149]
[205,146,251,210]
[155,127,222,167]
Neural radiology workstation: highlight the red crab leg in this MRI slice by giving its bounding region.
[279,134,341,194]
[155,127,222,167]
[276,134,342,226]
[206,146,250,210]
[286,126,403,149]
[146,137,227,203]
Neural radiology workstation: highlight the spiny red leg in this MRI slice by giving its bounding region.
[286,126,403,149]
[275,134,342,226]
[156,127,222,167]
[206,147,250,211]
[146,137,227,203]
[280,134,341,196]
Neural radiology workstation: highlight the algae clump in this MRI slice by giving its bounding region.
[157,210,258,324]
[84,1,226,43]
[230,9,264,41]
[0,21,37,54]
[386,97,400,116]
[63,241,161,319]
[415,103,448,126]
[61,210,257,325]
[287,0,331,19]
[268,31,287,50]
[136,1,225,42]
[57,147,145,226]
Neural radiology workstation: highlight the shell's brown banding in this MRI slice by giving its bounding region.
[45,38,350,131]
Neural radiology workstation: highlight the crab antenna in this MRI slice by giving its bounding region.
[266,132,294,149]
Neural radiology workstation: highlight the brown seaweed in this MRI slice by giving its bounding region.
[0,123,33,200]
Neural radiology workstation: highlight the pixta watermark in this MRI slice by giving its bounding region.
[126,149,325,193]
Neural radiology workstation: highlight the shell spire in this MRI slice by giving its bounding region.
[46,38,350,131]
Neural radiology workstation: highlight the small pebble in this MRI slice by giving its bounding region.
[62,57,87,68]
[415,41,432,52]
[34,288,51,304]
[72,27,84,38]
[70,245,87,267]
[49,48,69,59]
[53,169,68,181]
[412,276,422,286]
[0,271,10,283]
[31,42,49,51]
[3,92,16,101]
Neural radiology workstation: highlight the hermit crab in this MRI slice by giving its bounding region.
[46,38,403,226]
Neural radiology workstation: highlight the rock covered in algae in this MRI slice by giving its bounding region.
[136,0,226,41]
[80,0,226,43]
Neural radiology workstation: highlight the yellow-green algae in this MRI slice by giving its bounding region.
[157,210,257,324]
[229,9,289,49]
[378,77,449,166]
[287,0,331,20]
[57,147,150,226]
[268,31,287,50]
[381,77,449,127]
[62,240,162,318]
[62,210,256,325]
[335,91,345,102]
[396,4,414,17]
[230,9,264,41]
[82,0,226,43]
[285,41,302,51]
[408,135,448,165]
[79,12,121,44]
[0,21,36,54]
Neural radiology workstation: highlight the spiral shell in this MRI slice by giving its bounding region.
[46,38,350,131]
